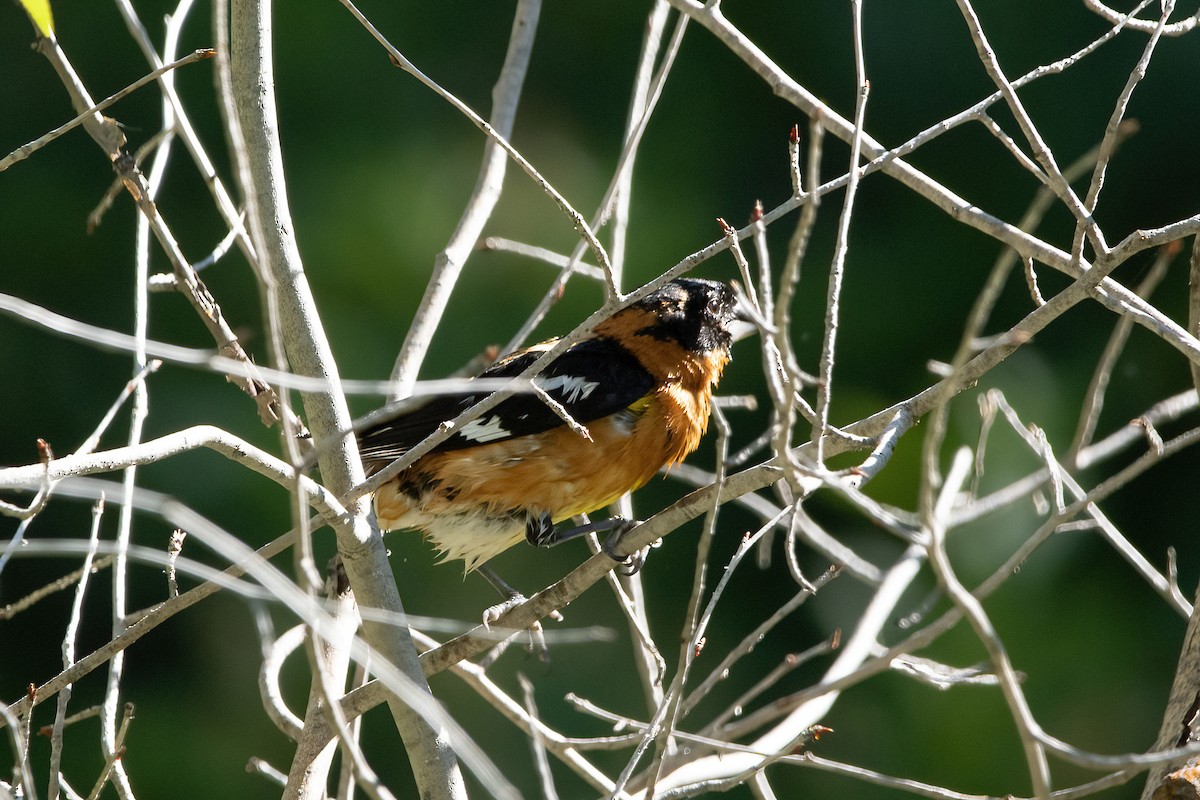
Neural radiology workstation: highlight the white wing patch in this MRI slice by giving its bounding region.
[537,374,599,404]
[453,375,597,445]
[458,415,511,443]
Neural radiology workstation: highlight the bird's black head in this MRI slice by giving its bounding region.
[625,278,742,354]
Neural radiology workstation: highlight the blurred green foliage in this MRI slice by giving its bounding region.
[2,1,1199,798]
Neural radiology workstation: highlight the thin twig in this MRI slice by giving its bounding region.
[389,0,542,400]
[411,632,622,797]
[164,530,186,599]
[955,0,1102,260]
[86,702,134,800]
[0,556,115,620]
[27,27,291,429]
[0,426,347,521]
[812,0,868,464]
[229,0,469,792]
[1190,236,1200,403]
[499,1,688,354]
[634,405,736,798]
[668,1,1200,369]
[704,635,839,735]
[478,238,607,281]
[1083,0,1198,36]
[1069,243,1175,463]
[989,392,1191,616]
[49,497,104,800]
[1076,0,1175,261]
[609,0,680,277]
[0,50,214,171]
[680,572,835,720]
[259,624,305,739]
[927,449,1052,798]
[518,674,560,800]
[112,0,258,272]
[340,0,617,298]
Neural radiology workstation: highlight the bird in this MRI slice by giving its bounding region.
[358,277,750,574]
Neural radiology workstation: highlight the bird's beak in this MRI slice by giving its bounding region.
[729,284,769,342]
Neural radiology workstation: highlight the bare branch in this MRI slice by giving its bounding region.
[926,449,1052,797]
[338,0,617,299]
[48,497,104,800]
[227,0,467,794]
[1084,0,1199,35]
[0,50,213,171]
[389,0,542,400]
[812,0,868,464]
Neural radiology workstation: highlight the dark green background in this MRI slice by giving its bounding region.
[2,1,1198,797]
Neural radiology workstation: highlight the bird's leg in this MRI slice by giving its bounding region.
[525,513,646,574]
[479,564,523,603]
[476,564,549,662]
[478,565,526,626]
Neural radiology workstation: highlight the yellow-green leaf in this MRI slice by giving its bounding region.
[19,0,55,38]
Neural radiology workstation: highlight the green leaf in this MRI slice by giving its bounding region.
[19,0,55,38]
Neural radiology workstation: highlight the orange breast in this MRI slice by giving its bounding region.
[371,331,732,574]
[375,380,713,531]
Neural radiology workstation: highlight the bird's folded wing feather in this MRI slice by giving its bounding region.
[359,337,654,470]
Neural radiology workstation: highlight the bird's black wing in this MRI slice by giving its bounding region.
[358,336,654,470]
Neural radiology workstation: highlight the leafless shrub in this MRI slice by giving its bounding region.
[3,2,1200,798]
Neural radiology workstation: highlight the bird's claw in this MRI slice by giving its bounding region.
[602,520,648,575]
[481,592,527,630]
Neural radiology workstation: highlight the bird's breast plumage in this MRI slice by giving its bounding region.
[364,278,743,570]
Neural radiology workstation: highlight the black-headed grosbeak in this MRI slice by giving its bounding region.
[359,278,748,572]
